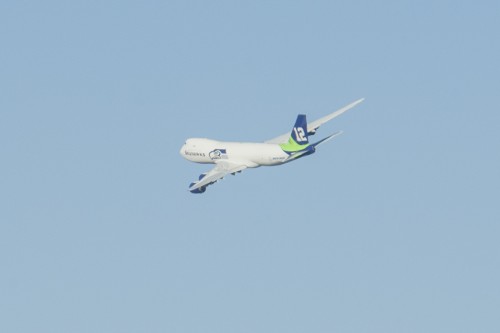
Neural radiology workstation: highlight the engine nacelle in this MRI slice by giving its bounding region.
[189,182,206,194]
[295,145,316,159]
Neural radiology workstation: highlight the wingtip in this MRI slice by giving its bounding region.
[343,98,365,109]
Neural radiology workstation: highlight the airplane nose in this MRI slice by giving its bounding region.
[180,144,186,156]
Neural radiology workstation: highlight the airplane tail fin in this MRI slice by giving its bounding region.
[291,114,309,144]
[279,114,310,153]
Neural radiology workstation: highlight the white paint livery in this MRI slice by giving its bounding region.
[180,98,364,193]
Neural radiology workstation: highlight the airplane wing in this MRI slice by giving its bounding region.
[283,131,344,162]
[311,130,343,148]
[265,98,364,144]
[188,160,248,193]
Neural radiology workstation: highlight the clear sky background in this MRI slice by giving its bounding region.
[1,1,500,332]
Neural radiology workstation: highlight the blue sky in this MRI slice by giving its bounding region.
[1,1,500,332]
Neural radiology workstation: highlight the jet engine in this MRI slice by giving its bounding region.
[189,182,206,194]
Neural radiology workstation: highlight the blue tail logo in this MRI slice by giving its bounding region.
[291,114,309,144]
[280,114,311,154]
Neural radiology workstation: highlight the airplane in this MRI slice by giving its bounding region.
[180,98,364,193]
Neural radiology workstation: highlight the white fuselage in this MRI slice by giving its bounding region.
[179,138,289,167]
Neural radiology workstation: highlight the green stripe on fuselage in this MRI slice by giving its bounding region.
[279,137,310,153]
